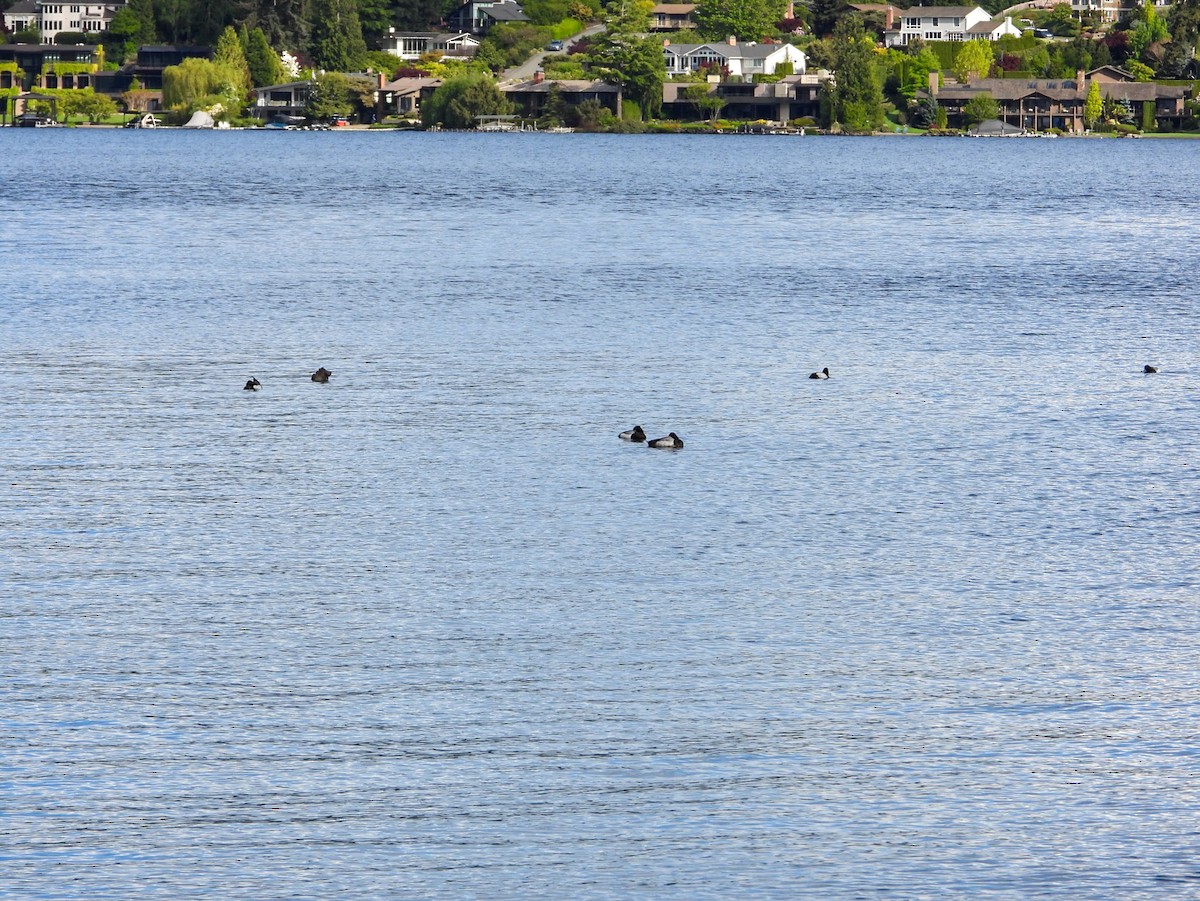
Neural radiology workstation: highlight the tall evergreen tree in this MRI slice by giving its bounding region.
[824,13,883,130]
[309,0,368,70]
[356,0,395,40]
[392,0,447,30]
[215,25,252,92]
[243,25,286,86]
[129,0,159,43]
[238,0,312,50]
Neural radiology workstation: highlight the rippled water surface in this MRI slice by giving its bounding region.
[2,130,1199,898]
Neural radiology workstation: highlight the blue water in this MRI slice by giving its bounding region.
[2,130,1199,898]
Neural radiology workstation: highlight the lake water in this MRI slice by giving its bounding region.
[2,130,1199,898]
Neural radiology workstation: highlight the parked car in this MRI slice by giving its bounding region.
[546,40,564,51]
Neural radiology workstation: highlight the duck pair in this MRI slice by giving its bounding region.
[620,426,683,449]
[244,367,332,389]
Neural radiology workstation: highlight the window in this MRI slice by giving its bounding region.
[932,17,939,24]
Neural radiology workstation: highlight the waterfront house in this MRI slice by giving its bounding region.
[379,76,443,117]
[445,0,529,35]
[662,38,807,79]
[662,71,831,122]
[251,80,315,122]
[379,32,481,61]
[650,4,697,31]
[0,43,97,91]
[502,74,621,117]
[925,68,1190,132]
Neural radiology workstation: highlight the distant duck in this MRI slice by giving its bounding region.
[1144,365,1158,374]
[647,432,684,449]
[619,425,647,442]
[311,367,332,383]
[243,378,262,391]
[808,367,830,380]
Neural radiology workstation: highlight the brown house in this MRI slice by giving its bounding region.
[927,67,1190,132]
[651,4,697,31]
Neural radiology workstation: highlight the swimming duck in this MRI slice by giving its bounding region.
[619,425,647,442]
[244,378,262,391]
[311,367,332,383]
[1143,365,1158,374]
[809,367,830,380]
[647,432,683,449]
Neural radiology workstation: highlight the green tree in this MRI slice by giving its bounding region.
[128,0,158,43]
[357,0,396,39]
[1129,0,1170,58]
[684,82,725,120]
[695,0,787,41]
[1168,0,1200,43]
[805,0,850,37]
[823,13,883,131]
[953,38,993,82]
[392,0,449,30]
[214,25,252,94]
[103,7,144,62]
[1083,79,1102,128]
[81,91,118,122]
[588,0,666,119]
[307,70,356,118]
[962,91,998,124]
[243,26,286,87]
[309,0,368,71]
[420,72,510,127]
[162,56,247,117]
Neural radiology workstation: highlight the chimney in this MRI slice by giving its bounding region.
[929,71,938,96]
[728,34,737,45]
[377,72,385,89]
[1076,68,1085,86]
[886,5,895,29]
[533,70,545,84]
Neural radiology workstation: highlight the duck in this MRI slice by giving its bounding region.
[619,425,647,442]
[311,367,332,383]
[647,432,683,449]
[808,367,830,380]
[1143,364,1158,374]
[243,378,262,391]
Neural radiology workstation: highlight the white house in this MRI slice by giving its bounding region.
[885,5,993,47]
[662,38,807,80]
[965,15,1023,41]
[379,32,481,61]
[2,0,125,44]
[1070,0,1169,23]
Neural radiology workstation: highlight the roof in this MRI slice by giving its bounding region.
[381,76,443,93]
[4,1,38,14]
[482,1,529,20]
[255,80,315,92]
[664,41,794,58]
[652,4,697,12]
[933,77,1187,103]
[504,79,619,94]
[387,31,477,39]
[899,6,980,15]
[967,17,1016,33]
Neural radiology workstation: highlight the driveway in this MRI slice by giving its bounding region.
[500,23,606,84]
